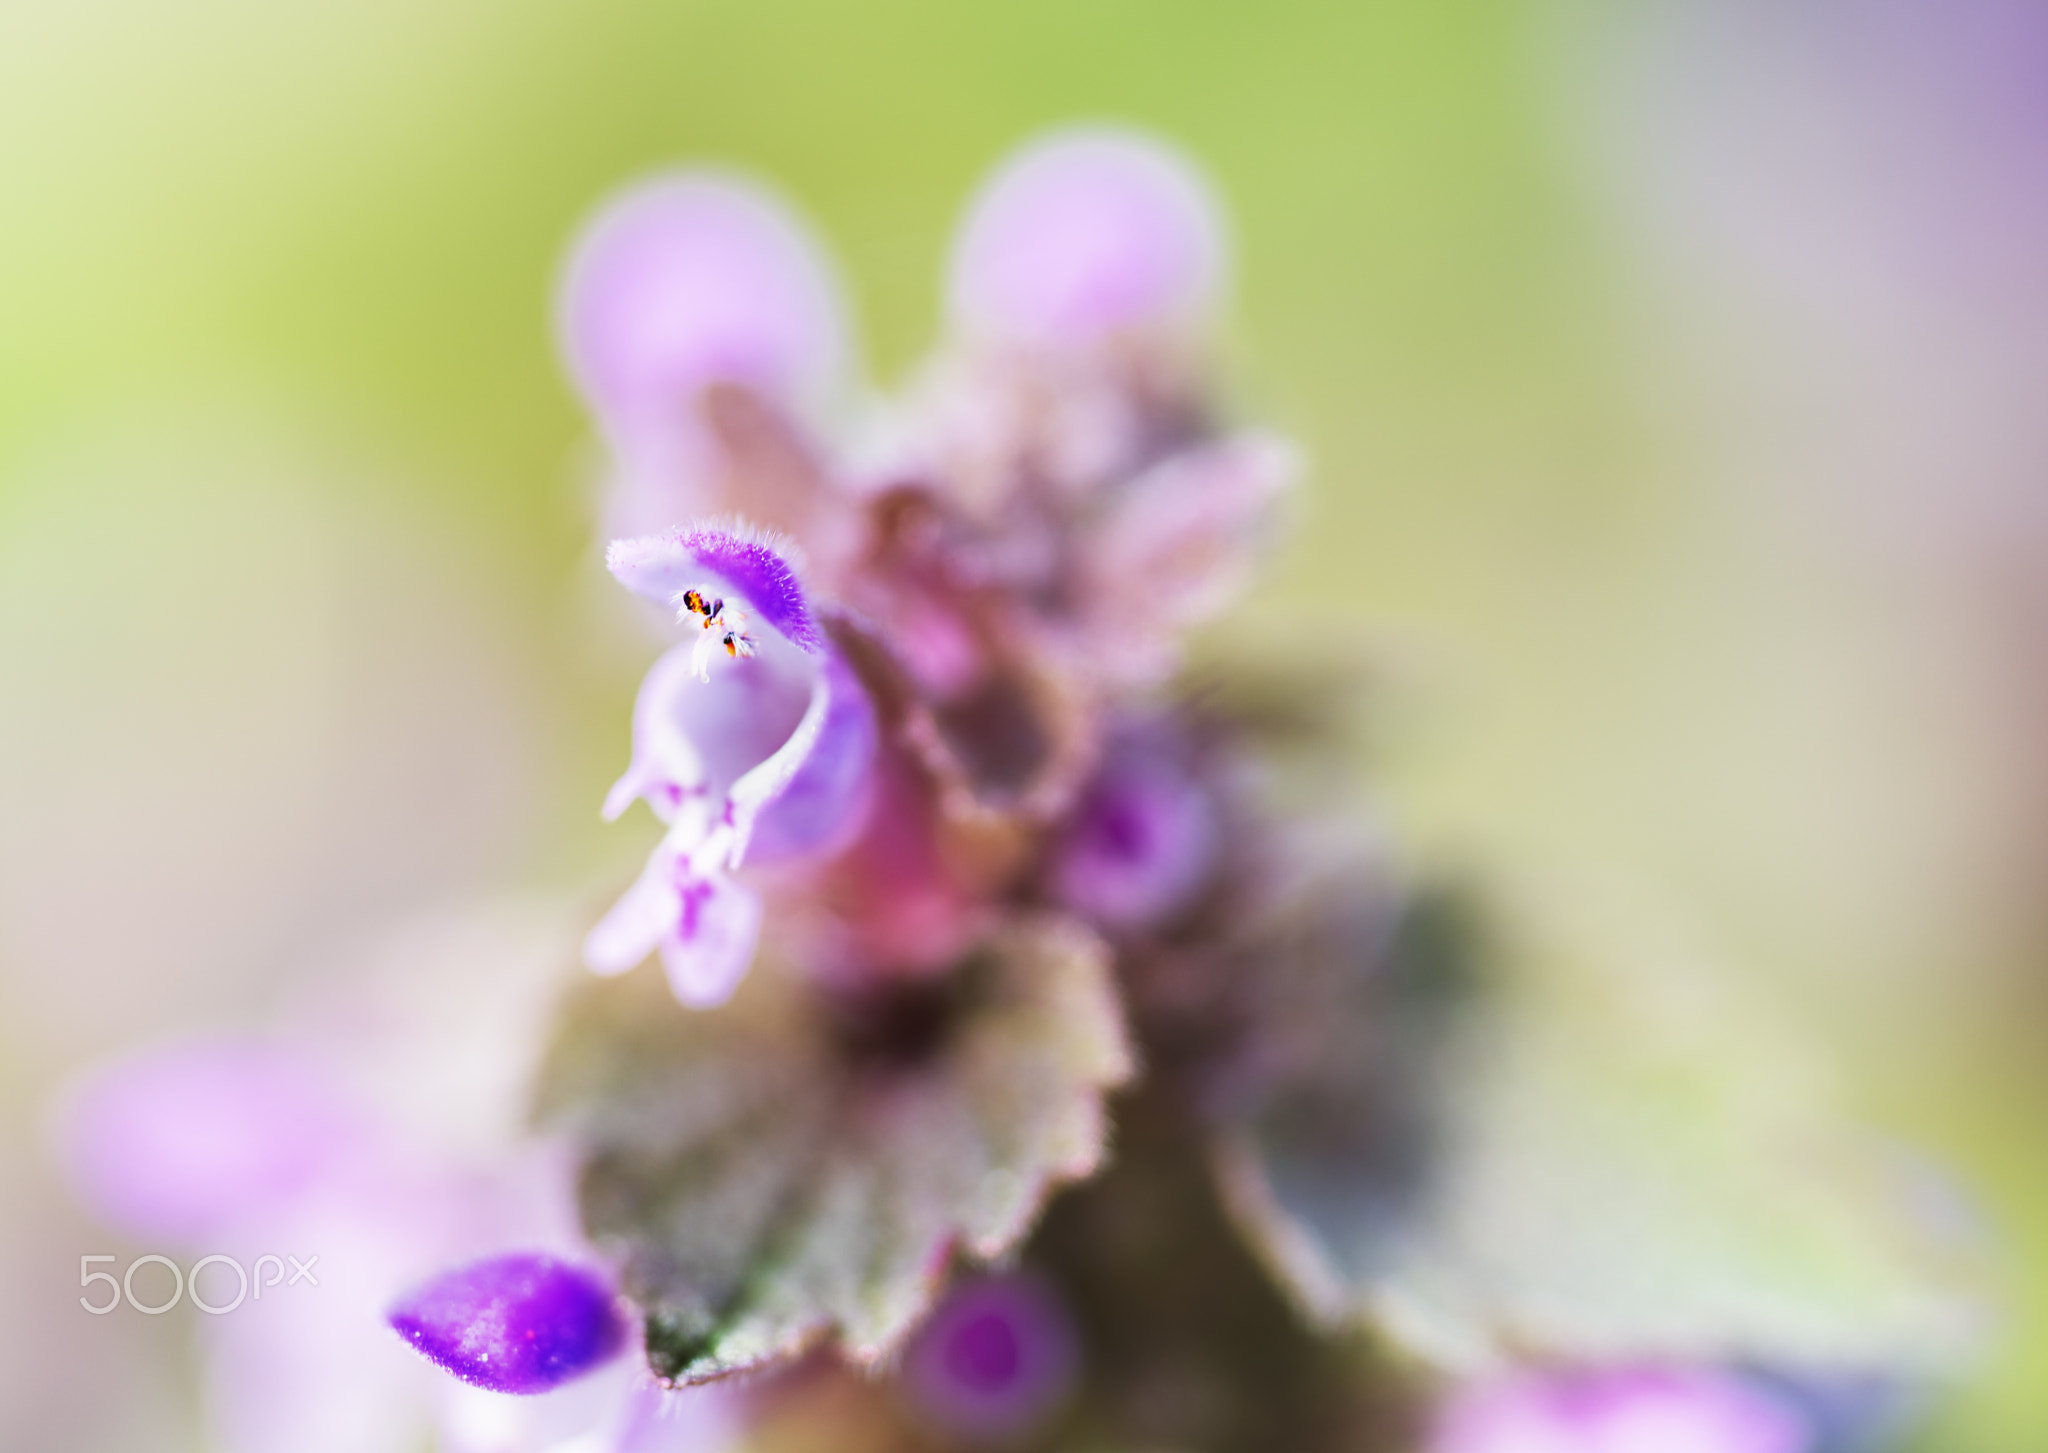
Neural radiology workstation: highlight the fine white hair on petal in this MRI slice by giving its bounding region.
[607,519,822,653]
[947,124,1229,344]
[683,512,810,575]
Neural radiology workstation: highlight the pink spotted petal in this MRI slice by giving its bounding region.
[948,127,1227,345]
[584,844,767,1009]
[656,869,763,1008]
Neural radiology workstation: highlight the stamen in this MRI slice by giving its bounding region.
[679,592,756,679]
[676,588,726,630]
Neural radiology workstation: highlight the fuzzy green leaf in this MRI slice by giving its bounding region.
[537,914,1133,1385]
[1216,880,1987,1375]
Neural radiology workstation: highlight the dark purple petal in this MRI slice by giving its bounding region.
[901,1274,1078,1443]
[387,1253,626,1395]
[608,524,823,653]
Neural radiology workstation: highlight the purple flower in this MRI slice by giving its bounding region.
[1432,1367,1814,1453]
[901,1274,1079,1443]
[585,523,876,1004]
[389,1253,627,1395]
[948,127,1226,346]
[1052,735,1219,931]
[562,130,1289,998]
[557,173,849,534]
[53,1037,364,1244]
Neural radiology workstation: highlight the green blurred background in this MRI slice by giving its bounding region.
[4,1,2044,1446]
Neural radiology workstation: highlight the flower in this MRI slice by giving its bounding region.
[388,1253,627,1395]
[56,1033,593,1453]
[567,126,1289,1009]
[1431,1367,1814,1453]
[51,902,747,1453]
[1051,724,1220,932]
[582,523,877,1006]
[947,127,1227,347]
[900,1273,1080,1443]
[53,1038,366,1246]
[557,174,849,537]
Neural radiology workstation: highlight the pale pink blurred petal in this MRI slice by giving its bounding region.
[1433,1367,1813,1453]
[53,1038,365,1245]
[558,173,850,524]
[583,863,678,977]
[1084,430,1295,683]
[948,127,1227,344]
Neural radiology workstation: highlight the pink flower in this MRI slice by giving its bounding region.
[584,524,877,1005]
[563,130,1295,1006]
[1052,728,1219,932]
[55,1033,619,1453]
[1432,1367,1813,1453]
[948,127,1227,346]
[557,173,849,536]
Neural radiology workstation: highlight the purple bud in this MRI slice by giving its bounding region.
[559,173,846,424]
[901,1274,1078,1443]
[1432,1366,1814,1453]
[1052,748,1218,932]
[387,1253,626,1395]
[948,127,1226,345]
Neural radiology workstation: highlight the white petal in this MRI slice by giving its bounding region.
[657,873,764,1008]
[582,865,676,976]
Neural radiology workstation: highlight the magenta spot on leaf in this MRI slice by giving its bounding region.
[387,1253,626,1395]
